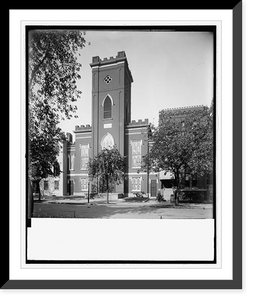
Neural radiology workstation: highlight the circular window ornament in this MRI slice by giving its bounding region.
[104,75,112,84]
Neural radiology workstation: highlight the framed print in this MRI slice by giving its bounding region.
[6,3,242,289]
[25,25,216,265]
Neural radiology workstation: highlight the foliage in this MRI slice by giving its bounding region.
[28,30,86,186]
[28,132,63,180]
[88,147,125,203]
[100,177,115,193]
[178,189,207,202]
[133,191,146,198]
[29,29,86,121]
[142,106,213,204]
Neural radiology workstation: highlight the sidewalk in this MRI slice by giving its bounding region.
[34,196,159,206]
[34,196,212,210]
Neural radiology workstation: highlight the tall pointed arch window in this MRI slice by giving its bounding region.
[131,140,142,168]
[80,144,89,170]
[103,95,112,119]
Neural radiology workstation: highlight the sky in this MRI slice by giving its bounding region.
[59,29,214,135]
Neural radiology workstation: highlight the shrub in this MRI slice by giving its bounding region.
[156,191,165,202]
[133,192,144,198]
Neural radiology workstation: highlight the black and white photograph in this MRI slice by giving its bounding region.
[7,5,243,289]
[27,28,215,221]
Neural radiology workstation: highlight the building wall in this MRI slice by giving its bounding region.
[39,52,162,198]
[125,120,150,196]
[44,52,158,198]
[66,127,92,196]
[64,52,159,197]
[61,141,68,196]
[40,176,62,197]
[125,121,161,198]
[89,52,133,195]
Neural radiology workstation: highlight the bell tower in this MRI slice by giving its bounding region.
[90,51,133,158]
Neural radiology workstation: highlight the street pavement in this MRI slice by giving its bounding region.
[32,198,213,219]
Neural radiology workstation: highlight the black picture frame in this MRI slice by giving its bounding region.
[5,2,242,289]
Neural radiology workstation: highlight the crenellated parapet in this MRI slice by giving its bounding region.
[126,118,149,128]
[90,51,133,85]
[91,51,127,66]
[160,105,208,117]
[130,118,149,124]
[164,105,206,111]
[74,124,92,132]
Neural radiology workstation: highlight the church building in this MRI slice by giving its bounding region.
[42,51,159,198]
[41,51,212,201]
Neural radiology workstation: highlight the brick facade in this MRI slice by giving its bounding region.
[40,51,212,200]
[60,51,158,197]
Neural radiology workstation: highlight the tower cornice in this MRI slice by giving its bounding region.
[90,51,133,83]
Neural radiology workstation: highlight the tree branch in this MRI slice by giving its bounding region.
[29,50,49,88]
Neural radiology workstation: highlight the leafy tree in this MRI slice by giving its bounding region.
[88,147,125,203]
[28,29,86,199]
[28,127,63,200]
[142,106,213,205]
[29,29,86,121]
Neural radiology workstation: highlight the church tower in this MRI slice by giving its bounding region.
[90,51,133,159]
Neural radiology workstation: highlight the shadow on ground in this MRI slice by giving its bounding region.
[32,201,213,219]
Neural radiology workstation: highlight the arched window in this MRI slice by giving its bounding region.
[131,140,142,168]
[101,133,114,150]
[103,96,112,119]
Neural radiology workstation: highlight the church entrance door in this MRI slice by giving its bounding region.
[68,180,74,196]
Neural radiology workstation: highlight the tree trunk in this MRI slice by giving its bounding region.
[28,178,34,220]
[174,188,179,206]
[35,179,41,201]
[38,182,41,201]
[87,178,90,204]
[174,170,180,206]
[106,175,109,204]
[29,50,49,87]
